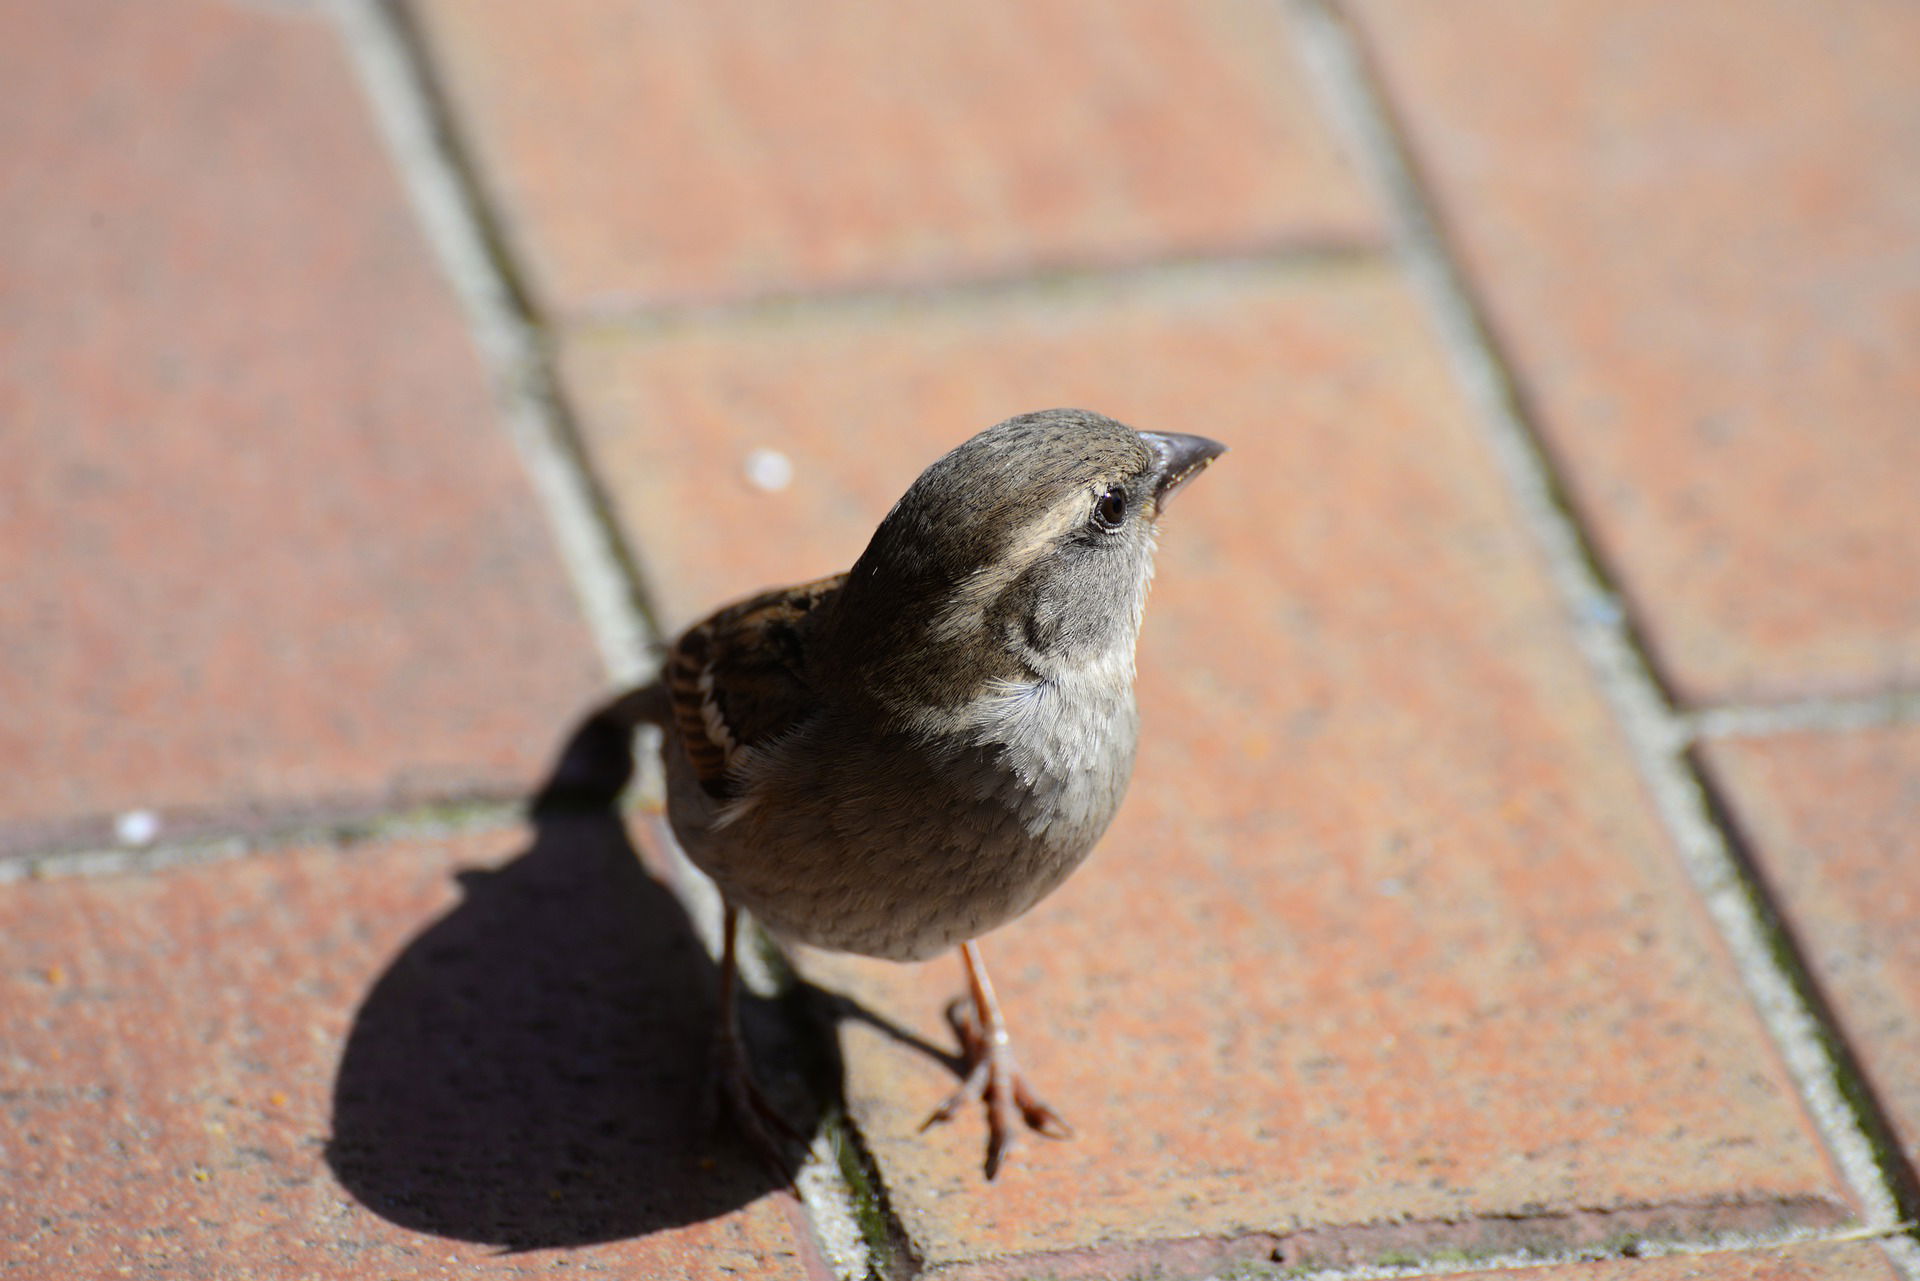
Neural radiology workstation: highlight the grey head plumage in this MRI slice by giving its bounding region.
[817,408,1225,724]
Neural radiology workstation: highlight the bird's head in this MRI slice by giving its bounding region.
[825,408,1225,720]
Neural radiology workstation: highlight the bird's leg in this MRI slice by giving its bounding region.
[713,902,800,1175]
[921,940,1072,1179]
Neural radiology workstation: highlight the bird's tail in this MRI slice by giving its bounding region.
[532,680,671,812]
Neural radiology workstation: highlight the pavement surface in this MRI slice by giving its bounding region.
[3,2,1918,1278]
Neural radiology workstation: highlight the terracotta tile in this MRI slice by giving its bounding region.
[1346,0,1920,705]
[1700,724,1920,1175]
[1445,1242,1899,1281]
[0,823,823,1277]
[0,0,604,852]
[407,0,1381,315]
[568,266,1850,1270]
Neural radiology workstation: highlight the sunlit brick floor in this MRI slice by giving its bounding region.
[4,2,1916,1278]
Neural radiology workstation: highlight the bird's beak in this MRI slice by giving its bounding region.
[1140,431,1228,510]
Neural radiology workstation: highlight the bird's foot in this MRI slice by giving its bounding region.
[712,1023,802,1182]
[921,997,1072,1179]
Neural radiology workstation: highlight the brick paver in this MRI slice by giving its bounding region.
[0,825,824,1278]
[1347,0,1920,705]
[1445,1242,1900,1281]
[1700,725,1920,1176]
[0,0,604,857]
[407,0,1381,316]
[576,266,1852,1272]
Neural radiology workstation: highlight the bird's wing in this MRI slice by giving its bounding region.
[665,573,846,799]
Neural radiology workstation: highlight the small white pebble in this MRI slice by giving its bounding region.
[116,809,161,847]
[743,447,794,492]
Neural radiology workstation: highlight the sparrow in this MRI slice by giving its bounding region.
[588,408,1223,1178]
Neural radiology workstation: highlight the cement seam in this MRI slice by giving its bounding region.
[328,5,875,1275]
[330,0,655,686]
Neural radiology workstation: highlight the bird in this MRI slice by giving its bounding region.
[575,408,1223,1179]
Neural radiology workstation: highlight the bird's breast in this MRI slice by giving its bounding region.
[667,669,1139,962]
[961,669,1139,849]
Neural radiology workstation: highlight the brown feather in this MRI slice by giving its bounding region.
[665,573,845,798]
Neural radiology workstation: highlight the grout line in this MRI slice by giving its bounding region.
[1284,0,1915,1260]
[1278,1221,1903,1281]
[559,237,1389,337]
[798,1118,892,1281]
[1273,1226,1920,1281]
[0,798,527,886]
[329,0,657,686]
[912,1211,1913,1281]
[1684,691,1920,743]
[329,6,882,1274]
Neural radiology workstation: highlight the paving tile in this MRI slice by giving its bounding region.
[1443,1241,1899,1281]
[0,822,824,1278]
[567,265,1852,1271]
[407,0,1381,315]
[1700,724,1920,1176]
[0,0,604,854]
[1346,0,1920,705]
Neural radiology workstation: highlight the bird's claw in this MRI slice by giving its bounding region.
[713,1026,802,1181]
[921,996,1072,1179]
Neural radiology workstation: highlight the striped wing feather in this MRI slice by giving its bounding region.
[666,574,845,798]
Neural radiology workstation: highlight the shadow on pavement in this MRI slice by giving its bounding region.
[324,710,827,1250]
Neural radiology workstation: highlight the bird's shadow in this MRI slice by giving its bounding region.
[322,704,935,1250]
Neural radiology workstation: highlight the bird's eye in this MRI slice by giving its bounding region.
[1093,485,1128,532]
